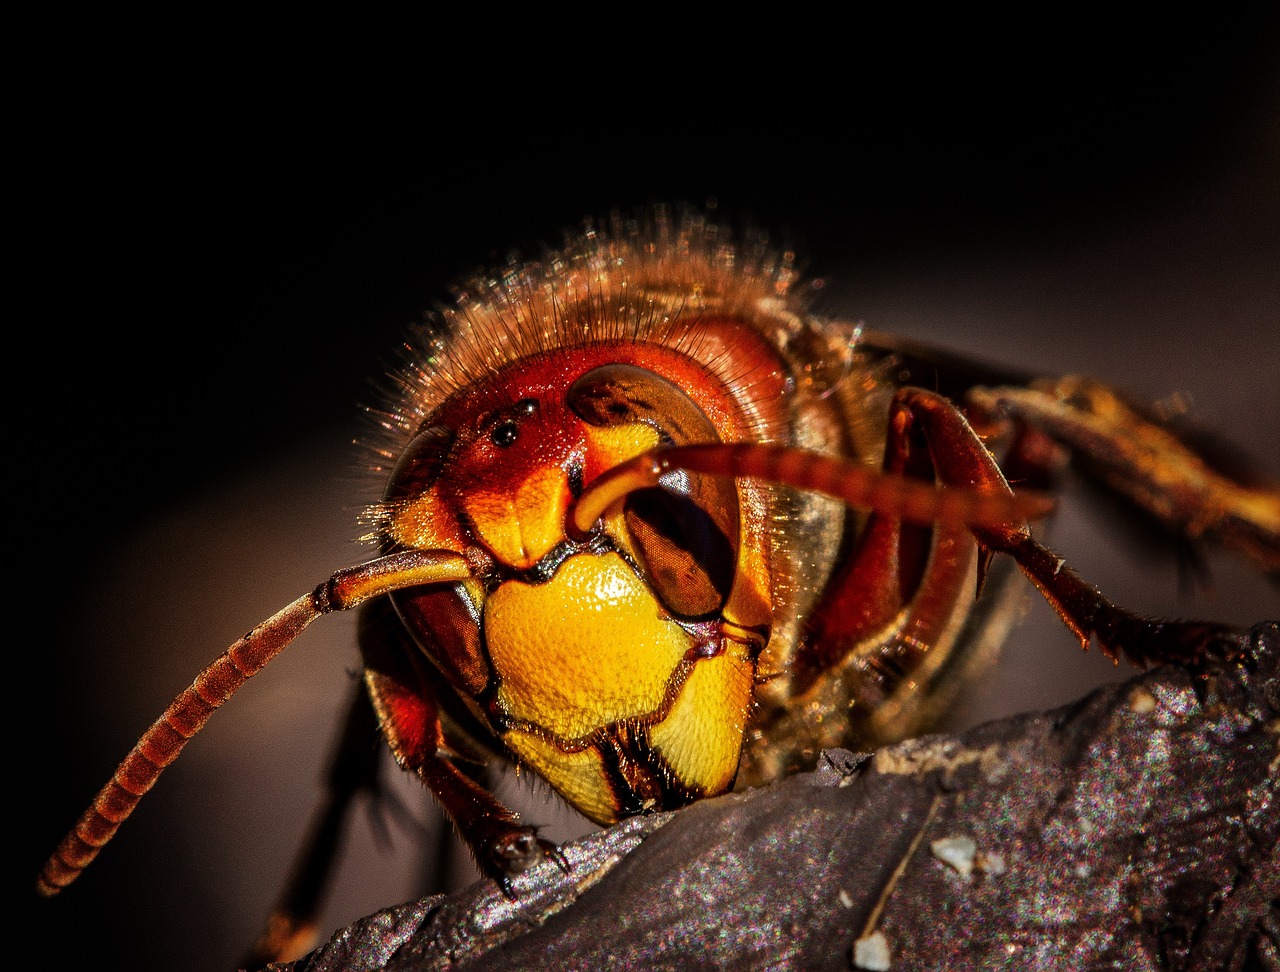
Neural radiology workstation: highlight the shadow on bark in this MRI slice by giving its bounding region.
[277,622,1279,972]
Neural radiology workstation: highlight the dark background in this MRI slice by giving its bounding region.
[19,25,1279,971]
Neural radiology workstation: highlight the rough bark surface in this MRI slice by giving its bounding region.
[276,622,1279,972]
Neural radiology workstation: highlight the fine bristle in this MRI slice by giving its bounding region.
[357,203,815,533]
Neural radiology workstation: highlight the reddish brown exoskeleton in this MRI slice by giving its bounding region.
[38,206,1280,965]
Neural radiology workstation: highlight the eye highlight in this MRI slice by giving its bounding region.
[491,421,519,447]
[489,398,539,448]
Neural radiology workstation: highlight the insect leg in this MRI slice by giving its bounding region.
[358,596,563,895]
[898,387,1251,668]
[780,386,1044,748]
[969,377,1280,578]
[241,682,384,969]
[792,386,978,687]
[736,386,1018,766]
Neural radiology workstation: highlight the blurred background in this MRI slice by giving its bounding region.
[17,22,1278,971]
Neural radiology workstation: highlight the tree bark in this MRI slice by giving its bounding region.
[278,622,1279,972]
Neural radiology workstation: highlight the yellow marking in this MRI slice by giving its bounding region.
[465,466,573,569]
[649,640,754,794]
[583,423,663,483]
[486,553,689,739]
[503,730,619,824]
[387,489,460,552]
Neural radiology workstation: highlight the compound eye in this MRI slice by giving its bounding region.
[385,425,457,501]
[568,364,739,620]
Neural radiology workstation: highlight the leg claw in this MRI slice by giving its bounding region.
[483,825,569,898]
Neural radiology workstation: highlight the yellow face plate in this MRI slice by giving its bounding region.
[500,731,617,824]
[648,638,753,795]
[498,644,757,824]
[485,552,690,740]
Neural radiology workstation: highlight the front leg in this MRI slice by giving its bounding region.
[357,597,565,895]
